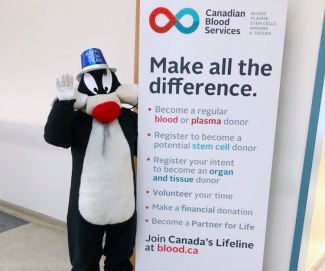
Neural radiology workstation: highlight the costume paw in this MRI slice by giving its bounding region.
[54,73,87,109]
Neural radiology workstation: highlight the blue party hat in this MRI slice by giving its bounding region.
[76,48,116,81]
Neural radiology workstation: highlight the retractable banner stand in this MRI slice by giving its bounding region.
[136,1,288,270]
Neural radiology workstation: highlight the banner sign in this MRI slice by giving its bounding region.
[136,0,288,270]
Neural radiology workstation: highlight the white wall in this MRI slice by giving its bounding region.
[0,0,324,270]
[263,1,324,271]
[0,0,136,126]
[298,77,325,270]
[0,0,136,219]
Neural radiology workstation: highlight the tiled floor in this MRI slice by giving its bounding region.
[2,211,324,271]
[0,213,70,271]
[0,211,106,271]
[0,211,29,233]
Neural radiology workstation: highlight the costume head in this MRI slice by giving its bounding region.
[77,48,120,96]
[75,48,138,123]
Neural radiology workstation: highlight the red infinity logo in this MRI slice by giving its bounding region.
[149,7,200,34]
[149,7,178,33]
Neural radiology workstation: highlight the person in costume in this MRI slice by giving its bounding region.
[44,48,138,271]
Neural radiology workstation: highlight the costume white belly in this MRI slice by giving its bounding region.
[78,119,135,225]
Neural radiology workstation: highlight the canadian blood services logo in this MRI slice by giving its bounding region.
[149,7,200,34]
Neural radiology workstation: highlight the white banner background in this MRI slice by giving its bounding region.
[136,1,288,270]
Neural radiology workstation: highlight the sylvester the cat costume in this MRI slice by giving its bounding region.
[44,48,138,271]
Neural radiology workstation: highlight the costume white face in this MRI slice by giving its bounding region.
[76,68,138,120]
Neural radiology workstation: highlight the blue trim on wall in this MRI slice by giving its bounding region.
[289,16,325,271]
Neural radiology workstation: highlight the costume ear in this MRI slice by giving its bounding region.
[115,84,138,107]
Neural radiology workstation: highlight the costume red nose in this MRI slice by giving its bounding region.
[92,101,121,123]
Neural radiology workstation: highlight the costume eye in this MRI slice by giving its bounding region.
[102,69,113,93]
[84,73,98,95]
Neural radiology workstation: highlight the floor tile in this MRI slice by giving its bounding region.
[0,223,70,271]
[0,211,29,233]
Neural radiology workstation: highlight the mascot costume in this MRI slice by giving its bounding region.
[44,48,138,271]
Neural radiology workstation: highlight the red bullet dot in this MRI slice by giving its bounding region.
[146,206,149,209]
[148,133,151,137]
[147,158,150,161]
[146,219,148,222]
[146,190,149,194]
[148,108,151,111]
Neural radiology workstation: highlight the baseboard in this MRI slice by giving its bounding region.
[307,252,325,271]
[0,199,67,233]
